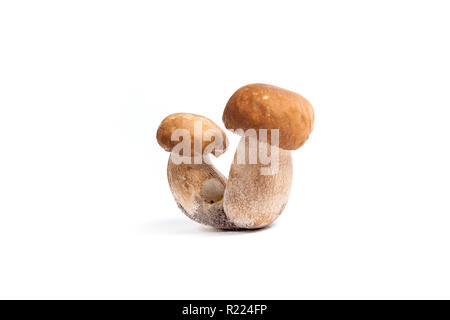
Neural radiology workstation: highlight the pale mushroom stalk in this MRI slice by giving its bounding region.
[166,153,237,229]
[224,136,293,229]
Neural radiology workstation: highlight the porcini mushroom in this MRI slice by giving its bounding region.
[156,113,237,229]
[222,83,314,229]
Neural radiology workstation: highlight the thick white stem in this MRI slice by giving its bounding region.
[223,136,293,229]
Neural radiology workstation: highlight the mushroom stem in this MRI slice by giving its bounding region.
[223,136,293,229]
[167,153,237,229]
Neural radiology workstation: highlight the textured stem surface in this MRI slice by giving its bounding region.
[223,137,293,229]
[167,154,237,229]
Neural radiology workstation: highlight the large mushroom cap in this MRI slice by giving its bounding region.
[157,113,228,157]
[222,83,314,150]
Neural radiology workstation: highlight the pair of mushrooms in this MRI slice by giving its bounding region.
[156,83,314,230]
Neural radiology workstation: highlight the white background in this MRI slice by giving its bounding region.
[1,1,449,299]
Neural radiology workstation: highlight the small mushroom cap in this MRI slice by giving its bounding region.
[157,113,228,157]
[222,83,314,150]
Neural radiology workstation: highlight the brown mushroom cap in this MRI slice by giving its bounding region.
[222,83,314,150]
[157,113,228,157]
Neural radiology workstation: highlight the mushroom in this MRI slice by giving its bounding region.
[222,83,314,229]
[156,113,237,229]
